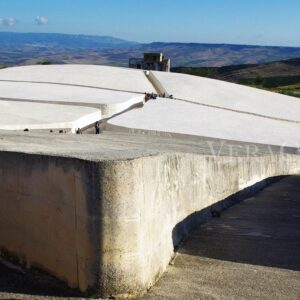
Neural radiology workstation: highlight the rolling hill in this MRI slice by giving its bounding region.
[1,32,300,67]
[172,58,300,98]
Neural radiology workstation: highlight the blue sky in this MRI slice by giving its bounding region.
[0,0,299,46]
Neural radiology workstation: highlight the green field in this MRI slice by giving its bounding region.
[272,84,300,98]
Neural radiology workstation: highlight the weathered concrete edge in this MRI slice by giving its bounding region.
[95,152,300,298]
[0,150,299,299]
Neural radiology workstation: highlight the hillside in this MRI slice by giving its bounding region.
[172,58,300,98]
[1,32,300,67]
[138,43,300,67]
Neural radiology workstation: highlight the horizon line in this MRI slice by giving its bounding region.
[0,31,299,49]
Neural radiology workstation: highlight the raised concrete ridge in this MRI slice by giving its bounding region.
[0,131,299,298]
[0,81,143,117]
[0,101,101,133]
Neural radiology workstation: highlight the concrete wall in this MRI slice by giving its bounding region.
[97,152,300,297]
[0,153,101,293]
[0,150,299,298]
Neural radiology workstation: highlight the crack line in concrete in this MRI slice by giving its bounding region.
[1,76,299,125]
[174,97,300,124]
[146,72,300,125]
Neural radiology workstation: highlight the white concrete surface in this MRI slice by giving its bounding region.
[0,65,155,94]
[107,99,300,148]
[0,81,143,117]
[151,71,300,123]
[1,64,300,138]
[0,100,101,133]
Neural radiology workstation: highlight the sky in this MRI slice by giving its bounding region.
[0,0,299,47]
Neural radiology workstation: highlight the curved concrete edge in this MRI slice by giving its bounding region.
[71,111,101,133]
[0,93,144,119]
[0,150,299,298]
[97,153,300,298]
[100,96,144,117]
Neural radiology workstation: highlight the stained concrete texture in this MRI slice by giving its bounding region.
[142,176,300,300]
[0,176,299,299]
[0,259,82,300]
[0,130,298,161]
[0,130,299,298]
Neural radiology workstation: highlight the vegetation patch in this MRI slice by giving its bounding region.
[172,58,300,99]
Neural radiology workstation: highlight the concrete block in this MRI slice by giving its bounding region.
[0,82,143,118]
[0,141,299,298]
[0,65,155,94]
[151,71,300,123]
[0,100,101,133]
[106,99,300,148]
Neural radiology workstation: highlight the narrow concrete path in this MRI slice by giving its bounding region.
[142,176,300,300]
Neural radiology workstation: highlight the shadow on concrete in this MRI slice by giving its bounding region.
[172,175,300,272]
[0,176,297,299]
[0,260,83,299]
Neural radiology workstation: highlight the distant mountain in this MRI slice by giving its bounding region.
[0,32,300,67]
[138,42,300,67]
[0,32,139,49]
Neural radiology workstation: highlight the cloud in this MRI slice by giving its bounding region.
[0,18,16,26]
[35,16,48,25]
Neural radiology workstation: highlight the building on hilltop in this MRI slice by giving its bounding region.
[129,53,171,72]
